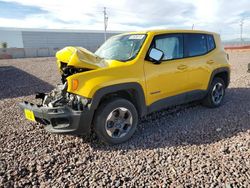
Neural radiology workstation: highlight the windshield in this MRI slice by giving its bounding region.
[95,34,146,61]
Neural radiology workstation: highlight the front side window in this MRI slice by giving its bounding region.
[185,34,207,57]
[154,34,183,60]
[95,34,146,61]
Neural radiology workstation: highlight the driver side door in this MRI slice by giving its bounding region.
[144,34,190,111]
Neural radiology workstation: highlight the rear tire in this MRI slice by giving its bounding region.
[202,77,226,108]
[93,98,138,144]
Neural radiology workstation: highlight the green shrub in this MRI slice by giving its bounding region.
[1,42,8,49]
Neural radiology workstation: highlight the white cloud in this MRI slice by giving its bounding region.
[0,0,250,40]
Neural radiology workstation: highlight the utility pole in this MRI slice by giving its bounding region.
[240,19,244,43]
[103,7,108,41]
[192,24,194,30]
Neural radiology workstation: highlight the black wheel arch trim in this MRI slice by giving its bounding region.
[90,82,147,117]
[208,67,230,89]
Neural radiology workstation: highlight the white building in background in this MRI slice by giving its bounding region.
[0,27,121,58]
[0,28,24,48]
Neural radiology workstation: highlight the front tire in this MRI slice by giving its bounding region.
[93,98,138,144]
[202,77,226,108]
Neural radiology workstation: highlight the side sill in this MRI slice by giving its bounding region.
[147,90,207,114]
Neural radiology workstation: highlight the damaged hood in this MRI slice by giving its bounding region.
[56,46,108,70]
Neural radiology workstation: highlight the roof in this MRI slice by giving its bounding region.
[147,29,217,35]
[123,29,217,36]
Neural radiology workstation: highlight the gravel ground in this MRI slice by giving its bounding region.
[0,51,249,187]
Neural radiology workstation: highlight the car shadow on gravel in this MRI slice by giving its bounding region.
[0,66,54,100]
[89,87,250,151]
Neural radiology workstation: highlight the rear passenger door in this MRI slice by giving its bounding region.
[183,33,214,93]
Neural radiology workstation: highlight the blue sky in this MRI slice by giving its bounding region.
[0,1,47,19]
[0,0,250,40]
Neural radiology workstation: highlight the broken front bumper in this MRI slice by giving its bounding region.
[19,101,93,135]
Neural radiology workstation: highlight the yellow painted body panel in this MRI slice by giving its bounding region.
[61,30,230,107]
[66,33,152,104]
[67,61,145,98]
[144,58,189,105]
[56,46,108,70]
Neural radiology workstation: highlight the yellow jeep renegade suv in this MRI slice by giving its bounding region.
[19,30,230,144]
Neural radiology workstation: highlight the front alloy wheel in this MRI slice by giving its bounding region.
[105,107,133,138]
[93,98,138,144]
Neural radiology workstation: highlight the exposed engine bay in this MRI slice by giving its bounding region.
[34,46,105,111]
[60,62,90,83]
[36,83,90,111]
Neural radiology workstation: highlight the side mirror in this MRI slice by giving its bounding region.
[148,48,164,64]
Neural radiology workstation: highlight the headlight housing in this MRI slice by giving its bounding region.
[67,93,91,111]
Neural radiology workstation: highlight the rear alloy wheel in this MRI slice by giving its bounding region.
[211,82,224,105]
[93,98,138,144]
[202,77,226,108]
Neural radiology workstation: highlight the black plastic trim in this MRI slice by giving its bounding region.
[207,67,230,89]
[19,102,92,135]
[91,82,147,117]
[147,90,207,114]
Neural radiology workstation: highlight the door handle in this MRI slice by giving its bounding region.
[207,60,215,64]
[177,65,188,70]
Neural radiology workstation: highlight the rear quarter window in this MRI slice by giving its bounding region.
[207,34,216,51]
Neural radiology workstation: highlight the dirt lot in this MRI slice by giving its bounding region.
[0,51,249,187]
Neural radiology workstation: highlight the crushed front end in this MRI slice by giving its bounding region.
[18,47,104,135]
[19,83,93,135]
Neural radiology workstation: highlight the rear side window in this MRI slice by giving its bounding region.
[207,34,216,51]
[154,34,183,60]
[185,34,207,57]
